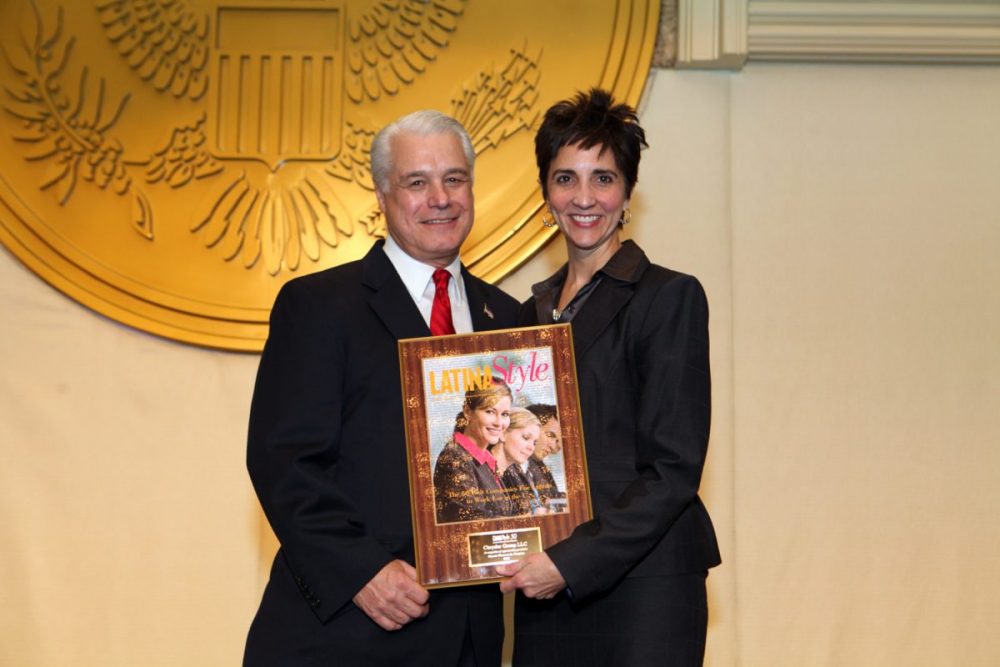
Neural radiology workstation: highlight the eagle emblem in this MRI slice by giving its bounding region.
[5,0,540,275]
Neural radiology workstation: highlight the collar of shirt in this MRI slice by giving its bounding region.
[454,431,498,473]
[382,235,473,333]
[530,239,648,323]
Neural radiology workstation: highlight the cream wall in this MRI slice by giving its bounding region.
[724,64,1000,665]
[2,63,998,665]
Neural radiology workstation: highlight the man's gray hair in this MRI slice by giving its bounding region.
[370,110,475,193]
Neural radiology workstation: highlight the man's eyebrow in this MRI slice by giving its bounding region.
[399,167,470,180]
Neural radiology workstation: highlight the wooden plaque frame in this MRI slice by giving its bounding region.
[398,324,592,588]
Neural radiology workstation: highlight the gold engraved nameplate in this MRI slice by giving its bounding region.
[0,0,659,350]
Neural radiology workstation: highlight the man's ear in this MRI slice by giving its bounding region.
[375,188,386,212]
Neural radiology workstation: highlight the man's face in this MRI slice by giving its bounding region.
[533,417,562,460]
[376,131,474,267]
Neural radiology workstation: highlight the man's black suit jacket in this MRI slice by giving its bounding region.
[244,242,519,666]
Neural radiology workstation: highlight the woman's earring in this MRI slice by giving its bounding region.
[541,212,557,228]
[620,208,632,226]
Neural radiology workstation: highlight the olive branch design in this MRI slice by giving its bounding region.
[2,2,153,238]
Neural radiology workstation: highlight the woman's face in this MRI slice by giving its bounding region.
[503,423,540,466]
[533,417,562,460]
[464,396,512,448]
[545,142,627,258]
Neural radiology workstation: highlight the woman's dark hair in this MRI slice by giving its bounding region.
[535,88,648,199]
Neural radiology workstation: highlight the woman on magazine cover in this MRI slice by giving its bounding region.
[433,377,515,523]
[496,89,721,666]
[493,407,545,517]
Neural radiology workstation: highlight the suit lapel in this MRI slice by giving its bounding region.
[569,281,634,357]
[362,243,431,340]
[463,267,500,332]
[567,241,649,356]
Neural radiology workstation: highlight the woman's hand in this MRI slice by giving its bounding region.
[496,552,565,599]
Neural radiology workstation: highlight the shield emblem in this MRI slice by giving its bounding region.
[207,0,344,170]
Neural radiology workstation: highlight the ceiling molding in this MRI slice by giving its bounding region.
[676,0,749,68]
[676,0,1000,69]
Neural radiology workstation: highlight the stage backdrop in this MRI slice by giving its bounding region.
[3,63,1000,665]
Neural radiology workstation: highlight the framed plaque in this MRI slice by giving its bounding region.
[399,324,591,588]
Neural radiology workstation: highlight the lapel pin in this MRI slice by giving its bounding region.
[483,304,494,319]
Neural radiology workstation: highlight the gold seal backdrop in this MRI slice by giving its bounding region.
[0,0,659,350]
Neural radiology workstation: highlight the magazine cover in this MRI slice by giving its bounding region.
[398,324,592,588]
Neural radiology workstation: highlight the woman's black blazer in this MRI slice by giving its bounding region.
[520,241,721,601]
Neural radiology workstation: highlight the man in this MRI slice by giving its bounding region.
[244,111,519,666]
[523,404,566,509]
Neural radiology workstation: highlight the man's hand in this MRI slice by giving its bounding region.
[495,552,565,599]
[353,560,430,631]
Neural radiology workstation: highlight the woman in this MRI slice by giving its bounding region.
[433,377,514,523]
[496,89,721,666]
[491,407,544,516]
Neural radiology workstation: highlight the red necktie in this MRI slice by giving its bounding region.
[430,269,455,336]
